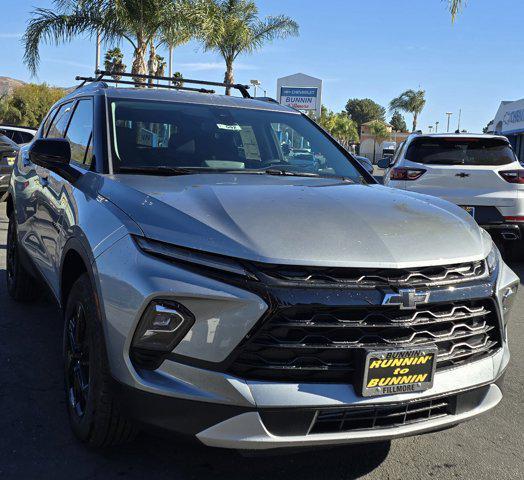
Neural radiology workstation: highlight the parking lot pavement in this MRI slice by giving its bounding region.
[1,202,523,480]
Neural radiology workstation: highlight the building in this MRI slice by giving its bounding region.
[491,99,524,161]
[359,122,410,163]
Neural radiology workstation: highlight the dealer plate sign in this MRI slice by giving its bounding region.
[280,87,319,112]
[362,347,437,397]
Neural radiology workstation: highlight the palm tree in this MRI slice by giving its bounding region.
[368,120,390,163]
[23,0,194,82]
[197,0,299,95]
[104,47,126,85]
[389,89,426,132]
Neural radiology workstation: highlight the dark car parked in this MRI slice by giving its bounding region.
[0,133,19,194]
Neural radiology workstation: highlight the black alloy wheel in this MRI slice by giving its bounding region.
[65,303,90,419]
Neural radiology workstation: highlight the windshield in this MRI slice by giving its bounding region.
[109,99,366,182]
[405,137,516,166]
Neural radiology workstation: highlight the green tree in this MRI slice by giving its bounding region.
[104,47,126,84]
[389,89,426,132]
[317,106,358,147]
[197,0,298,95]
[0,83,64,128]
[23,0,195,81]
[389,110,407,132]
[172,71,184,87]
[368,120,390,162]
[344,98,386,134]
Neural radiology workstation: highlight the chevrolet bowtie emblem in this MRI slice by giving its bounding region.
[382,288,430,310]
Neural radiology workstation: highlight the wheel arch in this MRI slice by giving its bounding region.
[60,237,97,311]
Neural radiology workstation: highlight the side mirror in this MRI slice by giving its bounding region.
[377,157,391,169]
[29,138,71,170]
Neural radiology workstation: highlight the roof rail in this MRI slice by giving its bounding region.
[75,70,251,98]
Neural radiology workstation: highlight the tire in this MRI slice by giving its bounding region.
[6,213,40,302]
[63,273,137,447]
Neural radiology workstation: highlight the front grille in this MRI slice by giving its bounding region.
[310,396,452,434]
[228,299,501,383]
[255,260,487,288]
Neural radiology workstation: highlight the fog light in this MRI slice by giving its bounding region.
[132,300,195,352]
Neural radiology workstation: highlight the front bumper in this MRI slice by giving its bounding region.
[94,234,517,449]
[111,349,507,449]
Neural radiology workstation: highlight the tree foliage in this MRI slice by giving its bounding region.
[448,0,464,20]
[344,98,386,134]
[317,106,358,146]
[196,0,299,94]
[389,110,407,132]
[0,83,65,128]
[23,0,196,80]
[104,47,126,81]
[389,89,426,132]
[368,120,390,144]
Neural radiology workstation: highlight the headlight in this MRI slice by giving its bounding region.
[133,235,256,279]
[486,242,500,274]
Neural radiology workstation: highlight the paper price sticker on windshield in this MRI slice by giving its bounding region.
[217,123,242,131]
[362,348,437,397]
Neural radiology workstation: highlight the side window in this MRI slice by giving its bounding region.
[46,102,74,138]
[64,99,94,167]
[18,132,35,144]
[42,109,57,137]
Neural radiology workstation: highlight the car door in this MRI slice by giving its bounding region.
[31,101,75,289]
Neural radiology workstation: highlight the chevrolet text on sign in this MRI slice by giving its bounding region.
[280,87,318,112]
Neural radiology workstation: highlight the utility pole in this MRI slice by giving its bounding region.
[250,79,261,97]
[457,109,462,131]
[428,126,433,133]
[435,121,439,133]
[95,31,101,73]
[446,112,453,132]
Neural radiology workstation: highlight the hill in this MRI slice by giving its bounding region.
[0,77,26,97]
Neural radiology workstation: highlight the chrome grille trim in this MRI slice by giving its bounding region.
[255,260,487,288]
[229,299,502,382]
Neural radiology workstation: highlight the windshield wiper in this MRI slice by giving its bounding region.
[116,166,200,176]
[263,168,321,177]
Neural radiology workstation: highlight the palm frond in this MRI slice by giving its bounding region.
[23,6,100,75]
[448,0,465,21]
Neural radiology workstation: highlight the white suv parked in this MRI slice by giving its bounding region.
[381,133,524,254]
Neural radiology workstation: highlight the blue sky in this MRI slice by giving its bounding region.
[1,0,523,133]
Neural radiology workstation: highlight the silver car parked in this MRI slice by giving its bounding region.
[5,73,518,450]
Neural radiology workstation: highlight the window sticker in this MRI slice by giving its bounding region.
[239,125,261,160]
[217,123,242,131]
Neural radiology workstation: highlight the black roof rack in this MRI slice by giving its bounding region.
[75,70,251,98]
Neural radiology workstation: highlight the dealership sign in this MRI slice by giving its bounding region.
[492,98,524,135]
[276,73,322,118]
[280,87,319,112]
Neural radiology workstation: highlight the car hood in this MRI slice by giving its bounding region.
[99,174,490,268]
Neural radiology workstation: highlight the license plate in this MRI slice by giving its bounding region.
[362,347,437,397]
[6,156,16,165]
[460,206,475,217]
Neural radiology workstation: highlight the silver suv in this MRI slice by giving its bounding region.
[5,73,518,450]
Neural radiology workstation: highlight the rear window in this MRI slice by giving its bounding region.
[405,137,516,166]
